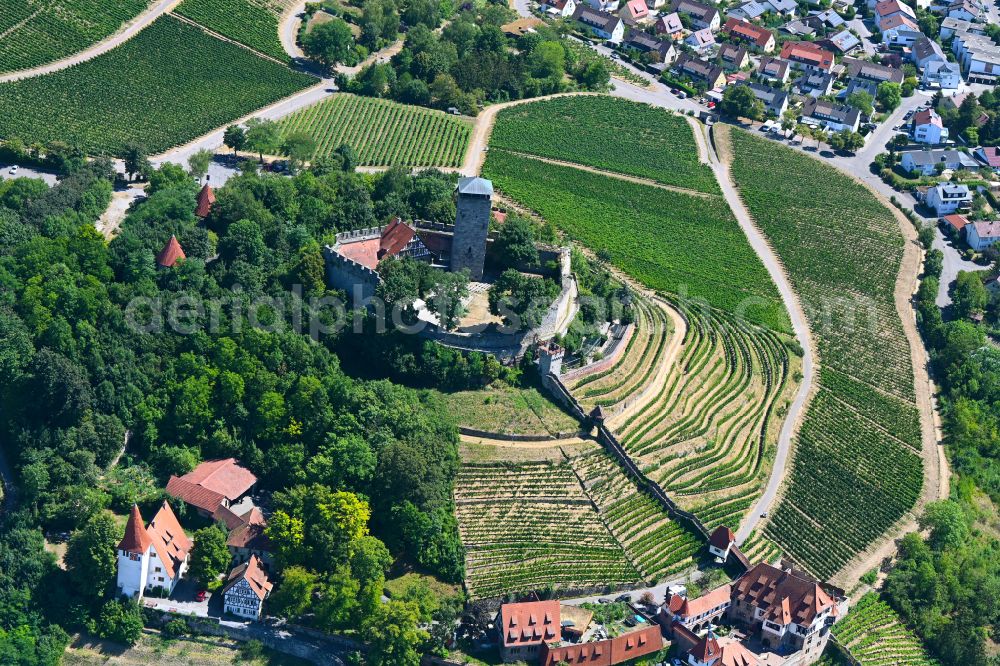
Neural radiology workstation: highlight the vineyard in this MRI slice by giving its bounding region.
[277,95,472,168]
[0,0,148,74]
[831,594,939,665]
[565,292,794,533]
[175,0,291,62]
[0,16,316,156]
[490,96,719,194]
[727,128,923,580]
[482,150,790,333]
[455,446,704,598]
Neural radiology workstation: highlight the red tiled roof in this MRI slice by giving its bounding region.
[942,214,969,231]
[118,504,153,554]
[912,108,943,128]
[195,184,216,218]
[879,13,919,31]
[717,642,762,666]
[723,18,773,47]
[147,500,193,579]
[223,554,273,600]
[623,0,649,18]
[166,476,226,514]
[542,625,661,666]
[156,235,186,268]
[710,525,736,550]
[875,0,915,19]
[183,458,257,500]
[227,508,272,551]
[779,41,834,70]
[731,563,835,628]
[498,600,561,648]
[378,218,415,260]
[213,504,246,530]
[979,146,1000,167]
[689,633,721,662]
[337,236,381,269]
[679,584,732,619]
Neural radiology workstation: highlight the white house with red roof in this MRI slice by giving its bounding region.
[116,502,192,598]
[541,0,577,16]
[685,632,761,666]
[779,41,834,72]
[912,109,949,145]
[166,458,258,518]
[222,554,273,620]
[708,525,736,560]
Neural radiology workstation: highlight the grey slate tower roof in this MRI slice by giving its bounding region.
[457,177,494,197]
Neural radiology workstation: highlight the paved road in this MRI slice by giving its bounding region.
[561,570,704,606]
[512,0,533,17]
[280,1,308,61]
[0,0,182,83]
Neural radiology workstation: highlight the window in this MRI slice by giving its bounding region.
[155,567,161,573]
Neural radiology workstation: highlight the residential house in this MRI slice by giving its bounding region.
[975,146,1000,172]
[722,18,777,51]
[728,0,768,20]
[900,148,979,174]
[757,55,790,81]
[926,182,973,215]
[227,506,273,569]
[948,0,985,22]
[801,97,862,131]
[765,0,798,15]
[781,18,817,36]
[719,43,751,69]
[911,36,946,69]
[912,108,949,144]
[842,76,880,99]
[573,6,626,41]
[880,14,922,46]
[541,0,577,17]
[922,60,963,88]
[222,555,272,621]
[796,71,836,96]
[708,526,737,560]
[116,502,192,599]
[674,53,728,87]
[807,8,846,29]
[940,213,969,236]
[661,584,733,634]
[780,41,835,71]
[819,29,861,53]
[686,27,717,50]
[620,0,651,24]
[844,56,906,84]
[965,49,1000,84]
[966,219,1000,250]
[656,11,685,38]
[496,600,562,662]
[874,0,917,23]
[940,16,983,38]
[586,0,621,12]
[624,30,677,61]
[166,458,258,518]
[671,0,721,30]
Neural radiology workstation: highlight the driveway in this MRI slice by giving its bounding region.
[0,164,59,185]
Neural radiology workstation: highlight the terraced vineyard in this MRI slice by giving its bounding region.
[570,450,703,581]
[455,461,638,599]
[0,16,316,155]
[277,95,472,168]
[482,150,790,333]
[0,0,148,74]
[832,594,939,665]
[176,0,292,61]
[727,128,924,580]
[565,293,793,533]
[490,96,719,194]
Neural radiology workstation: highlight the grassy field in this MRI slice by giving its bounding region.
[438,386,580,436]
[482,150,790,333]
[175,0,290,61]
[490,96,718,194]
[63,632,311,666]
[727,128,922,580]
[0,0,149,74]
[277,95,472,168]
[0,16,315,156]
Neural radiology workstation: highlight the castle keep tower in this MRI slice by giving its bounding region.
[451,177,493,281]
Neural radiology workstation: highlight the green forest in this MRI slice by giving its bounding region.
[0,160,514,663]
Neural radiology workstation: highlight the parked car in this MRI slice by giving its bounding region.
[598,597,613,604]
[8,165,18,175]
[677,91,687,99]
[194,590,207,602]
[615,593,632,602]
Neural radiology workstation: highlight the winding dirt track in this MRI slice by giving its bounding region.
[0,0,182,83]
